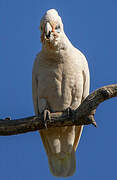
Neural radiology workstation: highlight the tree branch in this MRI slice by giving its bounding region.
[0,84,117,136]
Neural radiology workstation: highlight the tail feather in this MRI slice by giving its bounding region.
[39,125,83,177]
[48,151,76,177]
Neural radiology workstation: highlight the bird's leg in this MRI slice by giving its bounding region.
[38,98,51,128]
[65,107,75,122]
[42,109,51,128]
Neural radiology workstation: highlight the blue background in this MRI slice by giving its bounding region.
[0,0,117,179]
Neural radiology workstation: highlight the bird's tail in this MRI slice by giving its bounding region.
[48,150,76,177]
[39,125,83,177]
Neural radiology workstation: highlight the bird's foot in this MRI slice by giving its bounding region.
[65,107,75,122]
[42,109,51,129]
[5,117,11,120]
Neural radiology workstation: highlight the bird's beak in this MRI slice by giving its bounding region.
[45,22,52,39]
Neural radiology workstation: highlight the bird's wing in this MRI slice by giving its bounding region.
[73,55,90,151]
[32,58,39,115]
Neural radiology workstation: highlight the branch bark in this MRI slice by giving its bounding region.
[0,84,117,136]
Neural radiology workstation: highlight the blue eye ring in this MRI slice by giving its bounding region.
[55,25,60,30]
[55,25,60,33]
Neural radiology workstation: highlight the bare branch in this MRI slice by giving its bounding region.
[0,84,117,136]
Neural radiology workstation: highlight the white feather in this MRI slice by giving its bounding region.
[32,9,90,177]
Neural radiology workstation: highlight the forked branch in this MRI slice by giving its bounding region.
[0,84,117,136]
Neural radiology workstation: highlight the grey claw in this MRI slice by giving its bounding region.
[66,107,75,122]
[43,110,51,128]
[5,117,11,120]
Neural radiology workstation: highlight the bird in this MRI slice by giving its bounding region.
[32,9,90,177]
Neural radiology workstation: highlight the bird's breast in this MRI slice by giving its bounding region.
[37,60,81,111]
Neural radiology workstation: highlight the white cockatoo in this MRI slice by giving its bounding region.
[32,9,90,177]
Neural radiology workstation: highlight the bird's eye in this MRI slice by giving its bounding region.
[55,25,60,33]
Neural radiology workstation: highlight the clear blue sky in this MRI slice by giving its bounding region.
[0,0,117,179]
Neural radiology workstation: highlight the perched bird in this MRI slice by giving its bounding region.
[32,9,90,177]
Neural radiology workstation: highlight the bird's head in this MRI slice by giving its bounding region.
[39,9,64,49]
